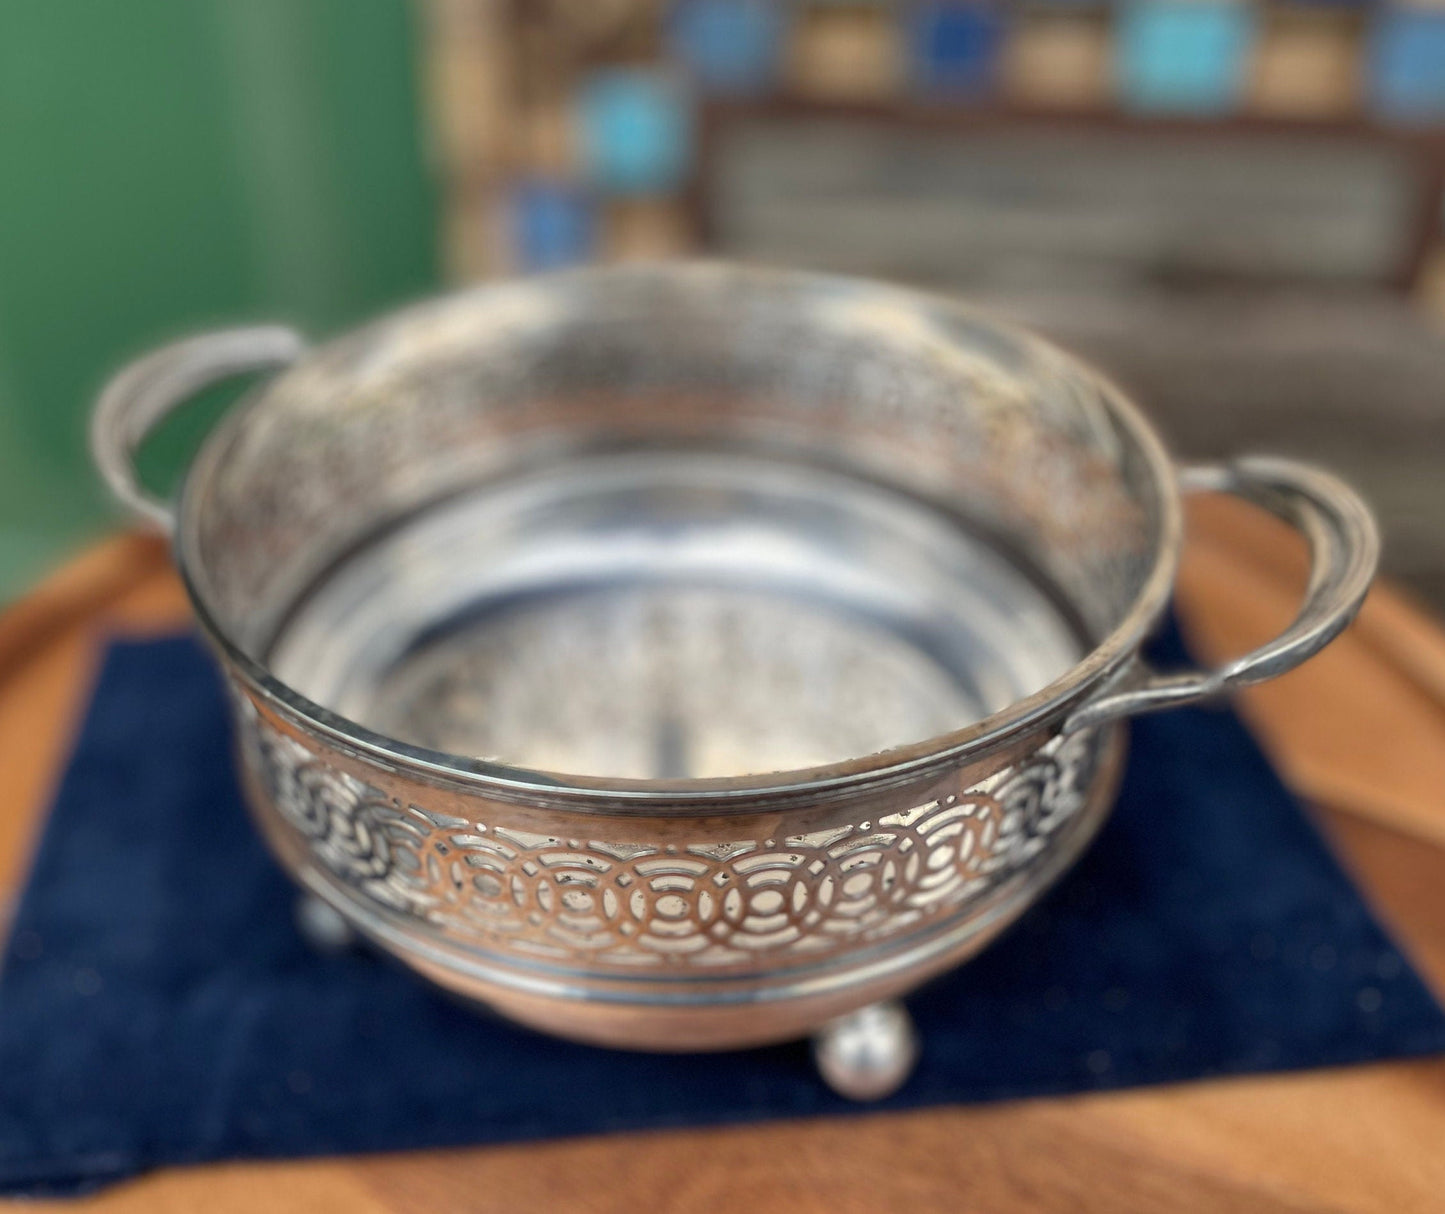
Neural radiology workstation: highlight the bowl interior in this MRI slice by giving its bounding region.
[180,263,1174,786]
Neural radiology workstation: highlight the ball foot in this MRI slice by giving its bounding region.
[812,1000,919,1101]
[294,893,357,954]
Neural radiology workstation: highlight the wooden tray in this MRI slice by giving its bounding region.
[4,497,1445,1213]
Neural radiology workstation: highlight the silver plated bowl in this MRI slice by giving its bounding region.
[91,263,1377,1098]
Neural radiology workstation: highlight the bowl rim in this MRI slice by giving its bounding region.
[175,262,1182,808]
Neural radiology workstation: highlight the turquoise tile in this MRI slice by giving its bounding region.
[1118,0,1256,115]
[578,69,694,197]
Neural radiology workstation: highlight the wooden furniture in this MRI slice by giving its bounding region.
[4,496,1445,1213]
[694,97,1445,293]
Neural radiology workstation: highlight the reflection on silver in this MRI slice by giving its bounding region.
[813,1001,920,1102]
[294,892,357,955]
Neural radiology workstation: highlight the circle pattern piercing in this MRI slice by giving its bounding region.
[245,721,1104,969]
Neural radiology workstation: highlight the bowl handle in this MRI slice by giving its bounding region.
[1064,456,1380,734]
[90,326,306,534]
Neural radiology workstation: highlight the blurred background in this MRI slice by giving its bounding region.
[3,0,1444,606]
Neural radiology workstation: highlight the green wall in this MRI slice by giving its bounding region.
[0,0,439,597]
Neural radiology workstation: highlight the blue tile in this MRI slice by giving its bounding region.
[1371,9,1445,121]
[909,2,1006,97]
[508,180,596,271]
[669,0,789,95]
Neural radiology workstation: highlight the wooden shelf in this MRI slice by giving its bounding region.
[695,95,1445,290]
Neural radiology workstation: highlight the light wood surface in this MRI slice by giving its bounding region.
[5,497,1445,1213]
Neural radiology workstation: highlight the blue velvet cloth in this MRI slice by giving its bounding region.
[2,619,1443,1196]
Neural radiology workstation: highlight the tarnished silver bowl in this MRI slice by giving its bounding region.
[91,263,1377,1098]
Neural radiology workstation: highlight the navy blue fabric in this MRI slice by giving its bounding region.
[2,619,1443,1196]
